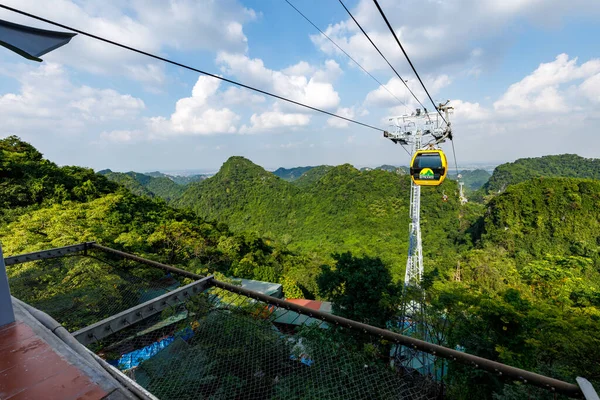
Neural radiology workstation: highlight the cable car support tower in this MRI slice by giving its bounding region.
[384,105,454,376]
[384,105,453,287]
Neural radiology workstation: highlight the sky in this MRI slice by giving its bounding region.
[0,0,599,173]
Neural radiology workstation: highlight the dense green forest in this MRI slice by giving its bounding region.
[272,165,316,181]
[0,136,310,305]
[1,136,599,398]
[449,169,491,191]
[484,154,600,193]
[98,170,184,201]
[174,156,475,280]
[144,170,209,185]
[361,164,408,175]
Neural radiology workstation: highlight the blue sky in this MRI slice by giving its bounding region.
[0,0,599,173]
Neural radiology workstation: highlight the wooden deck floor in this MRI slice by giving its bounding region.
[0,321,107,400]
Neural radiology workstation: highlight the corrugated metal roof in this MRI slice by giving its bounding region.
[272,299,332,327]
[238,279,283,298]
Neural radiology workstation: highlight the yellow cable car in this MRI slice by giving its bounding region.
[409,149,448,186]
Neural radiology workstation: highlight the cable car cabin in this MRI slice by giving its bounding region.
[410,149,447,186]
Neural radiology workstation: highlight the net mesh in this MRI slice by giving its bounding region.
[5,250,579,399]
[89,289,443,400]
[7,252,191,332]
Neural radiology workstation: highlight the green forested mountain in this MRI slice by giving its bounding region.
[0,136,117,222]
[99,170,184,201]
[292,165,334,187]
[272,166,315,181]
[0,137,311,314]
[449,169,491,191]
[1,137,599,397]
[480,177,600,263]
[145,171,208,185]
[175,156,478,280]
[484,154,600,193]
[361,165,408,175]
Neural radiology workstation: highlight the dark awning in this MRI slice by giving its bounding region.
[0,19,76,62]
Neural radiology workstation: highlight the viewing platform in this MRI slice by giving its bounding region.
[0,299,133,400]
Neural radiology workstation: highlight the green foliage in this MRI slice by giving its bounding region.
[100,170,184,201]
[292,165,334,187]
[2,137,600,396]
[484,154,600,194]
[317,252,400,328]
[0,135,116,218]
[175,157,468,283]
[362,165,408,175]
[144,170,208,185]
[272,165,316,181]
[449,169,491,191]
[479,177,600,264]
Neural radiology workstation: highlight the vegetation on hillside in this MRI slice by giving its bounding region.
[99,170,184,201]
[145,171,208,185]
[292,165,334,187]
[272,166,316,181]
[0,135,117,223]
[449,169,491,191]
[174,157,473,281]
[361,164,408,175]
[1,137,599,398]
[1,138,312,317]
[484,154,600,193]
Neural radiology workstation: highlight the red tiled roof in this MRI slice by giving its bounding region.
[286,299,323,311]
[0,322,107,400]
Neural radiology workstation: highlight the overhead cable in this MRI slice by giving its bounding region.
[337,0,429,114]
[0,3,384,133]
[371,0,447,125]
[284,0,406,108]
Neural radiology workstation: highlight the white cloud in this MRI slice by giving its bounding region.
[148,76,240,136]
[100,129,144,143]
[580,74,600,104]
[221,87,266,106]
[449,100,489,121]
[240,109,311,134]
[494,54,600,114]
[443,54,600,162]
[0,0,257,86]
[309,0,600,76]
[312,60,343,83]
[327,107,355,128]
[365,75,451,109]
[0,62,145,134]
[282,61,315,77]
[216,52,341,110]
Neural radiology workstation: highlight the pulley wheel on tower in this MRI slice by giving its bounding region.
[409,149,448,186]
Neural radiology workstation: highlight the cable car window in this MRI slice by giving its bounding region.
[416,154,442,169]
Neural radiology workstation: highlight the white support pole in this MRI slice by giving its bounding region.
[0,244,16,327]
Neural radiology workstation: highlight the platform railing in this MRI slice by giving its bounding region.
[4,242,599,399]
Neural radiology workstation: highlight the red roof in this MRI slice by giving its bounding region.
[286,299,324,311]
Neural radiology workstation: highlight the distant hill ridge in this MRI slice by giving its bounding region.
[484,154,600,193]
[98,170,184,201]
[174,156,461,279]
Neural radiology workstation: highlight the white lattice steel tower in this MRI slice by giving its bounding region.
[385,107,453,376]
[385,109,448,286]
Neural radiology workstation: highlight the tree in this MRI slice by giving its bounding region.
[317,252,400,328]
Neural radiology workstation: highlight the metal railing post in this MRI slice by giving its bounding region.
[0,244,15,327]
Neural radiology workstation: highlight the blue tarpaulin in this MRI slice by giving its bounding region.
[115,326,194,370]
